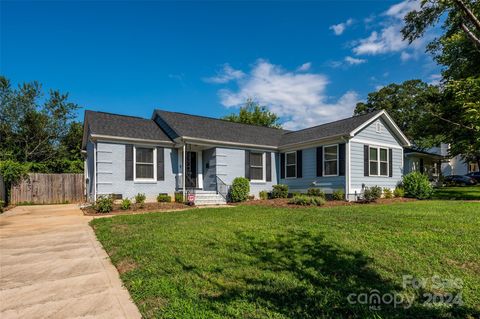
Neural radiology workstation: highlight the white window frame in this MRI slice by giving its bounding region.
[133,146,157,182]
[250,151,266,183]
[368,146,389,177]
[285,151,297,179]
[323,144,339,177]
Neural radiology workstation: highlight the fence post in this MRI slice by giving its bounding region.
[0,174,5,203]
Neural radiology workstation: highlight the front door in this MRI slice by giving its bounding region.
[185,151,197,188]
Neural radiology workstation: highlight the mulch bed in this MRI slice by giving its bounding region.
[233,197,415,208]
[82,202,190,216]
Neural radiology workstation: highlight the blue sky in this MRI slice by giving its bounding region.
[1,0,440,129]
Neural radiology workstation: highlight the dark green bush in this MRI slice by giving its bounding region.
[393,186,405,198]
[272,184,289,198]
[259,191,269,200]
[402,172,433,199]
[383,188,393,199]
[306,188,325,198]
[120,198,132,210]
[0,200,4,213]
[289,195,326,206]
[363,186,382,202]
[332,189,345,201]
[94,195,114,213]
[135,193,146,208]
[174,192,184,203]
[229,177,250,202]
[157,194,172,202]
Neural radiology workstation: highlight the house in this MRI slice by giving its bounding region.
[82,109,411,204]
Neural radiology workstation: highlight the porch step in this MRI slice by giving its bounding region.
[192,191,227,206]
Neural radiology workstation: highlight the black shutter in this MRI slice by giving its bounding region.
[125,144,133,181]
[266,152,272,182]
[245,150,250,180]
[364,145,369,176]
[296,150,303,178]
[280,153,285,179]
[316,147,323,177]
[389,149,393,177]
[420,158,424,174]
[157,147,164,181]
[339,143,346,176]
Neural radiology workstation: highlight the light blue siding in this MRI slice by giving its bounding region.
[354,118,401,145]
[95,141,177,201]
[202,148,216,191]
[86,139,95,201]
[279,147,345,193]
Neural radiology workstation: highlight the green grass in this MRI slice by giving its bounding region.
[92,201,480,318]
[433,185,480,200]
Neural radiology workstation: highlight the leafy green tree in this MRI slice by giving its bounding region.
[354,80,443,148]
[60,121,84,161]
[402,0,480,80]
[0,76,80,163]
[223,99,282,128]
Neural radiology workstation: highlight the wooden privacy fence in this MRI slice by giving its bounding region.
[0,174,5,203]
[10,173,85,205]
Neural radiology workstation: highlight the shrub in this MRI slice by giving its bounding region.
[259,191,269,200]
[393,186,405,198]
[174,192,184,203]
[402,172,433,199]
[363,186,382,202]
[0,200,4,213]
[332,189,345,201]
[289,195,326,206]
[306,188,325,198]
[383,188,393,199]
[135,193,146,208]
[271,184,288,198]
[94,195,114,213]
[120,198,132,210]
[157,194,171,202]
[229,177,250,202]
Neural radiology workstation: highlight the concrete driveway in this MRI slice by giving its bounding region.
[0,204,141,319]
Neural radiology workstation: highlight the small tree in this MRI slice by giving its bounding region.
[223,99,282,128]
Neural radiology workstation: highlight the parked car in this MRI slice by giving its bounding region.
[444,175,476,186]
[465,172,480,184]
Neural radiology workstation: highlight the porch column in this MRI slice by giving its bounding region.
[182,144,186,200]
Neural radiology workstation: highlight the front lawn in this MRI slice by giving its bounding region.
[92,201,480,318]
[433,185,480,200]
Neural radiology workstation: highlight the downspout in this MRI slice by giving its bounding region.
[182,143,186,201]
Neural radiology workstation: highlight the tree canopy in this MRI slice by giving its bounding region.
[0,76,83,173]
[223,99,282,129]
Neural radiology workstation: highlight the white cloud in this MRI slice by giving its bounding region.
[428,74,442,85]
[353,0,423,56]
[345,56,367,65]
[330,18,353,35]
[297,62,312,72]
[216,60,359,130]
[400,51,413,61]
[204,63,245,83]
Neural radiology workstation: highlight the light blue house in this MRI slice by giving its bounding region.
[82,109,410,204]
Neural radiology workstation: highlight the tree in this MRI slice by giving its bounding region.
[0,76,82,166]
[402,0,480,80]
[354,80,443,148]
[223,99,282,128]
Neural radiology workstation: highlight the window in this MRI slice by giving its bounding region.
[135,147,155,180]
[324,145,338,176]
[286,152,296,178]
[369,146,389,176]
[250,152,264,181]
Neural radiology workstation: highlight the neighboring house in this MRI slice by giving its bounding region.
[82,109,410,204]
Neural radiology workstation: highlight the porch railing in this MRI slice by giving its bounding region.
[215,176,230,201]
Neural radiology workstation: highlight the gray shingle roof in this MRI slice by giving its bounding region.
[84,110,172,142]
[279,110,382,146]
[153,110,287,147]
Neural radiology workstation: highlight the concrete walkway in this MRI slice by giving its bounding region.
[0,204,141,319]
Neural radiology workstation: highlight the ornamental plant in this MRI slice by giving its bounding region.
[229,177,250,202]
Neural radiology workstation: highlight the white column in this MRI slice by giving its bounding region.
[197,150,203,189]
[182,144,186,200]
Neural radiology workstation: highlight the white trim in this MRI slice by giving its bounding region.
[249,151,266,183]
[91,134,174,146]
[367,146,390,177]
[350,138,403,150]
[323,144,339,177]
[279,135,346,151]
[197,150,203,189]
[349,110,411,146]
[93,141,97,201]
[181,136,277,151]
[285,151,297,179]
[133,145,157,182]
[346,139,351,199]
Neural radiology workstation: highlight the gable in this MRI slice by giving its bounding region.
[351,117,403,147]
